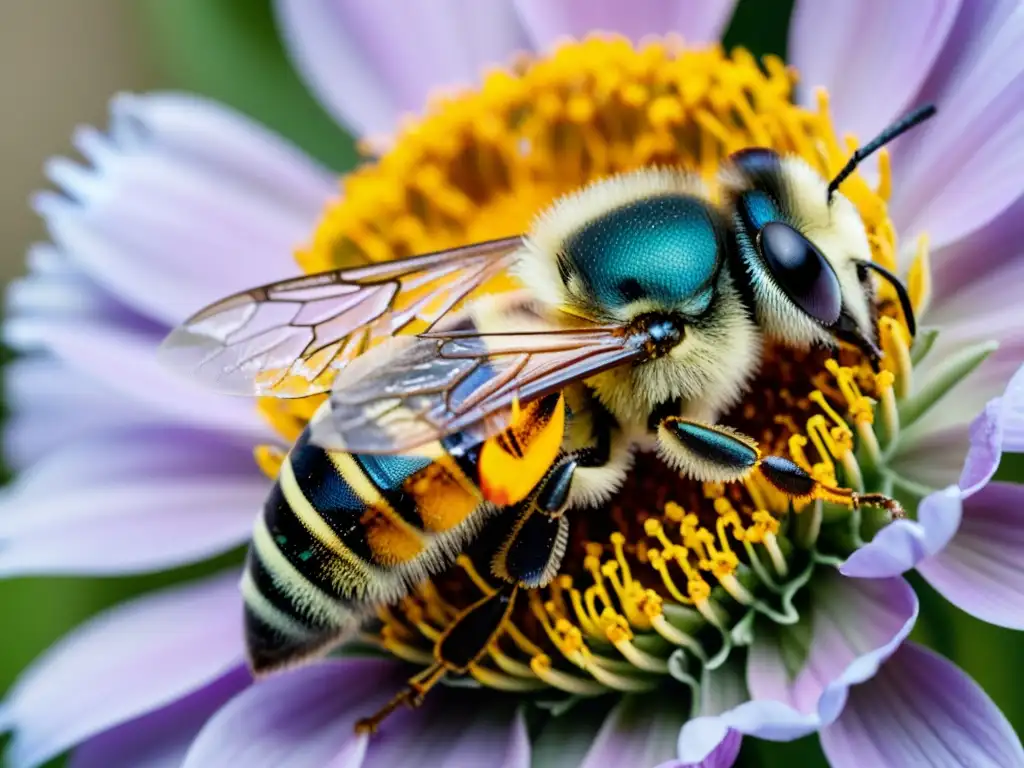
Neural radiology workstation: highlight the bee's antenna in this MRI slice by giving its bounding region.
[859,260,917,337]
[827,104,937,203]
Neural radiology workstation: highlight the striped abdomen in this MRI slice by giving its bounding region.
[242,426,485,674]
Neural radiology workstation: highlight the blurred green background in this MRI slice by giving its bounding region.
[0,1,1020,766]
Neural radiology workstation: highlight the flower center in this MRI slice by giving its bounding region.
[256,37,935,706]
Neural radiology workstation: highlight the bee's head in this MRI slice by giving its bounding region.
[720,106,934,364]
[519,168,761,422]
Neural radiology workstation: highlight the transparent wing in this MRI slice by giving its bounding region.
[158,237,522,398]
[310,310,649,454]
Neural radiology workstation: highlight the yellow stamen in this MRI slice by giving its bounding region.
[456,554,497,596]
[907,233,932,316]
[530,654,607,696]
[880,317,914,399]
[470,665,548,692]
[488,644,538,679]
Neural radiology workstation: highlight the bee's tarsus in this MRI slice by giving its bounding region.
[357,586,519,735]
[852,491,906,520]
[355,664,444,734]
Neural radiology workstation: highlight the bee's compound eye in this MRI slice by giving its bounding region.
[756,222,842,326]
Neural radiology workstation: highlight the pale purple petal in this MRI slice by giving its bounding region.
[840,486,961,578]
[578,696,688,768]
[0,426,266,576]
[927,194,1024,314]
[273,0,400,139]
[917,482,1024,629]
[5,252,269,441]
[820,642,1024,768]
[844,364,1024,578]
[960,395,1009,495]
[746,572,918,716]
[1005,389,1024,453]
[274,0,529,143]
[183,658,388,767]
[33,93,334,328]
[70,668,249,768]
[656,729,741,768]
[514,0,737,50]
[788,0,960,141]
[678,575,917,762]
[360,692,527,768]
[2,573,245,768]
[2,355,152,471]
[889,1,1024,247]
[185,658,528,768]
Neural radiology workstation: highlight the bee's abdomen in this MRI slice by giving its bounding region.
[242,425,484,673]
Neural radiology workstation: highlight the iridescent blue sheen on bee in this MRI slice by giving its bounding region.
[667,420,759,469]
[562,194,724,315]
[739,191,782,231]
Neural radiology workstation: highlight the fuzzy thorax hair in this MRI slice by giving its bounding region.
[514,168,762,428]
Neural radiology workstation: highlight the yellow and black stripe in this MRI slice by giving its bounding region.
[242,425,487,673]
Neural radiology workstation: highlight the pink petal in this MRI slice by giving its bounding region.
[918,482,1024,629]
[514,0,737,50]
[788,0,960,141]
[889,1,1024,247]
[1,573,245,768]
[69,668,249,768]
[274,0,529,142]
[34,93,334,328]
[0,426,266,576]
[820,642,1024,767]
[578,696,688,768]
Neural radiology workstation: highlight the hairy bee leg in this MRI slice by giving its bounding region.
[657,417,904,517]
[492,505,570,590]
[355,584,518,734]
[492,451,602,589]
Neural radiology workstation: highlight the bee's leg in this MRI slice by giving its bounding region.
[355,583,518,734]
[656,416,904,517]
[356,450,606,734]
[491,445,613,589]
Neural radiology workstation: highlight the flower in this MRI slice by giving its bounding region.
[1,1,1023,767]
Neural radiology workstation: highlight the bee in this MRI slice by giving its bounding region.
[160,104,933,729]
